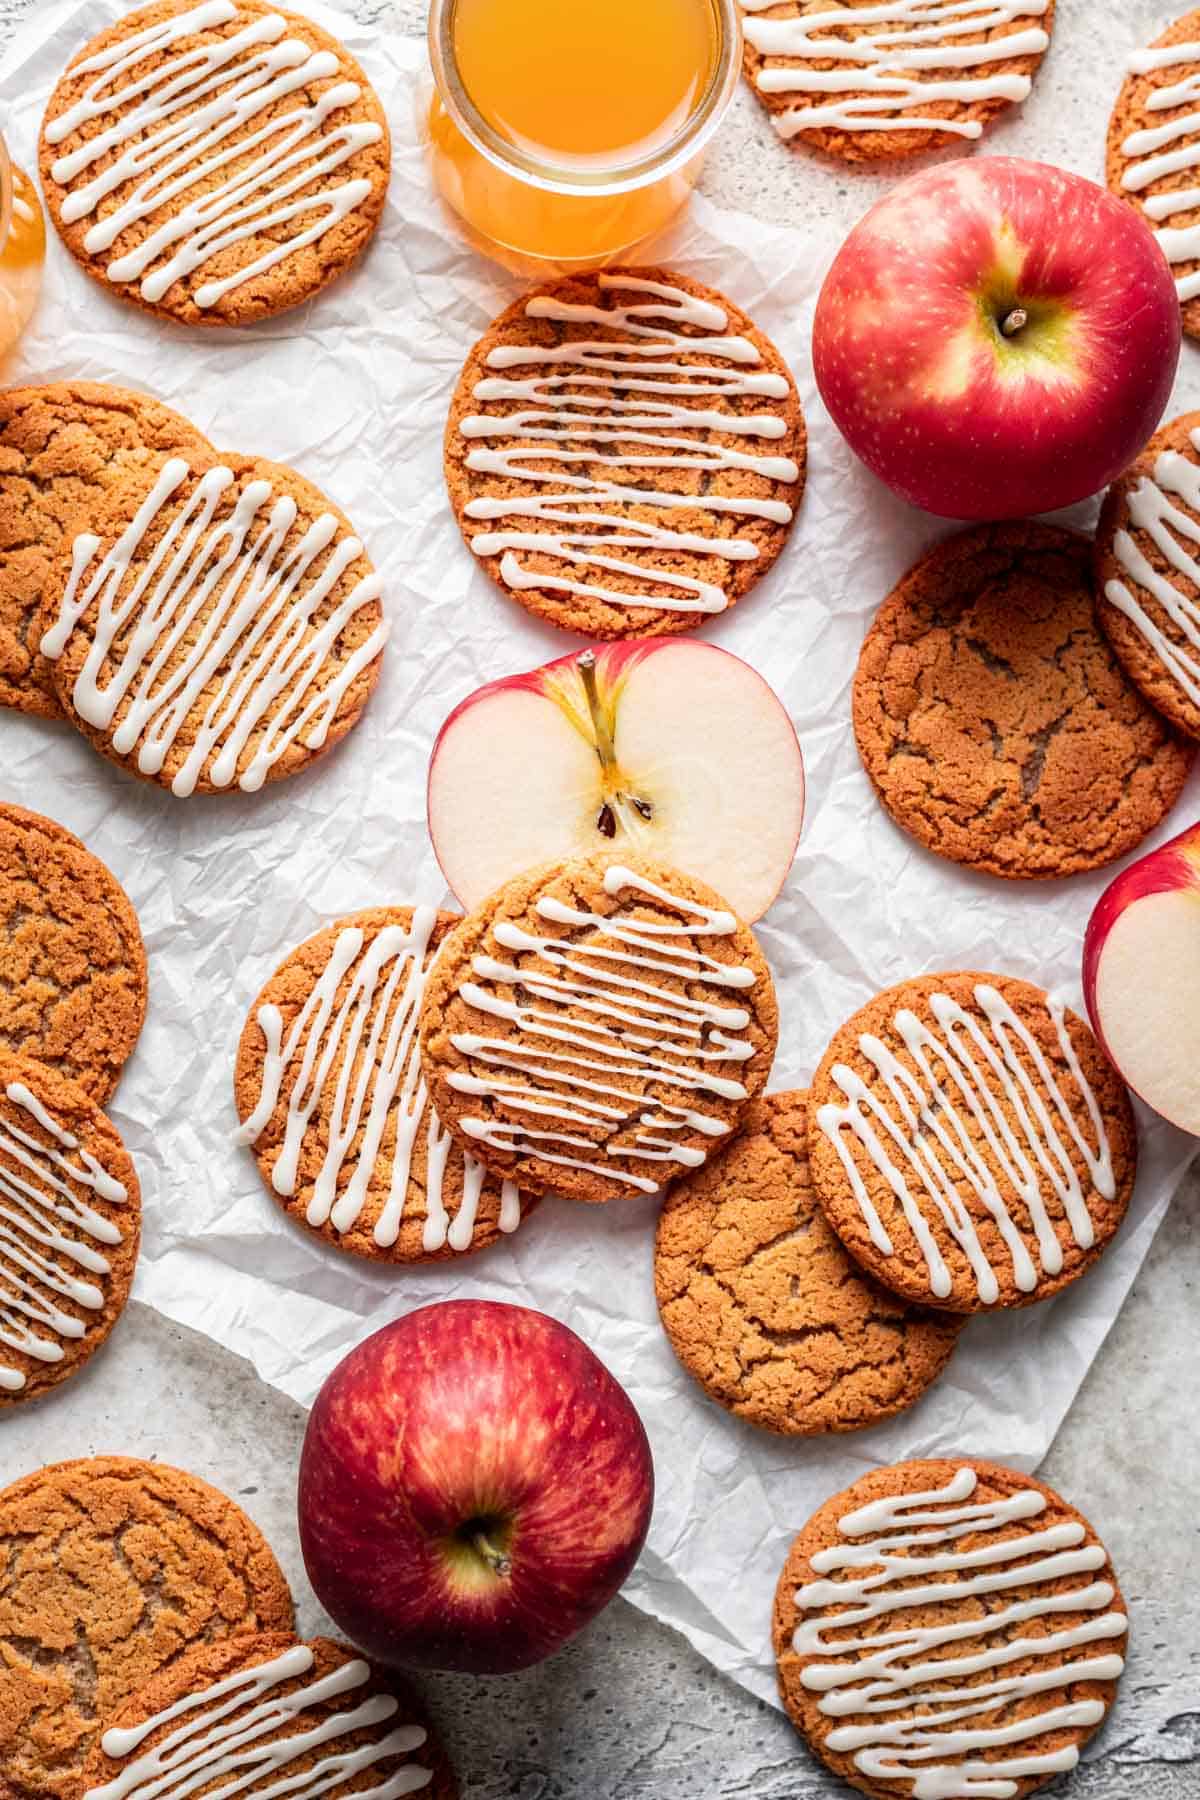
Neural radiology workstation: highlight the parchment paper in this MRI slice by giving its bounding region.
[0,0,1194,1711]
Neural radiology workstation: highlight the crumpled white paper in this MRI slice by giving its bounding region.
[0,0,1195,1712]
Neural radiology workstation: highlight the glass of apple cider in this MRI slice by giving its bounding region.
[0,140,44,357]
[427,0,740,269]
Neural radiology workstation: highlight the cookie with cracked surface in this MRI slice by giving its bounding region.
[234,906,537,1263]
[809,971,1137,1314]
[79,1633,459,1800]
[0,1053,140,1408]
[739,0,1054,164]
[419,854,779,1205]
[0,804,146,1102]
[1107,11,1200,339]
[38,449,387,797]
[39,0,391,329]
[654,1090,962,1434]
[773,1457,1127,1800]
[0,1456,293,1800]
[1096,409,1200,741]
[853,522,1193,879]
[445,267,805,639]
[0,382,213,718]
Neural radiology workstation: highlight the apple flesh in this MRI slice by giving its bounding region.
[813,156,1181,520]
[427,638,804,922]
[297,1299,654,1674]
[1083,820,1200,1136]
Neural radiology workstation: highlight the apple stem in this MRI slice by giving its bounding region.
[577,650,619,777]
[1000,307,1028,338]
[472,1529,513,1579]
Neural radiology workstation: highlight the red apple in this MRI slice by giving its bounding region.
[1083,819,1200,1136]
[813,157,1181,520]
[297,1299,654,1674]
[427,638,804,922]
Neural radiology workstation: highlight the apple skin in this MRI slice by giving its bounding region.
[813,157,1181,520]
[297,1300,654,1674]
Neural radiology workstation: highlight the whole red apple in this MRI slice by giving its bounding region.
[813,157,1181,520]
[297,1299,654,1673]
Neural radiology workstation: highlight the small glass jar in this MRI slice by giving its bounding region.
[426,0,741,271]
[0,136,45,358]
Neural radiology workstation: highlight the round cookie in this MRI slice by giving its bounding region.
[235,906,537,1263]
[739,0,1054,163]
[38,448,387,797]
[773,1458,1128,1800]
[0,1456,293,1800]
[445,266,805,639]
[0,1052,140,1407]
[1107,12,1200,339]
[39,0,391,330]
[419,854,779,1205]
[809,971,1137,1314]
[853,523,1193,879]
[79,1633,459,1800]
[1096,409,1200,741]
[0,804,146,1102]
[654,1090,962,1434]
[0,382,213,717]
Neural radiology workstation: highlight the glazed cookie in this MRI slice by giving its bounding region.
[809,972,1137,1313]
[1107,12,1200,337]
[739,0,1054,162]
[38,449,387,797]
[0,382,212,717]
[39,0,391,329]
[1097,410,1200,741]
[0,804,146,1101]
[446,268,805,638]
[79,1634,459,1800]
[235,906,535,1262]
[420,855,779,1205]
[654,1091,962,1434]
[854,523,1193,879]
[773,1458,1127,1800]
[0,1456,293,1800]
[0,1052,139,1407]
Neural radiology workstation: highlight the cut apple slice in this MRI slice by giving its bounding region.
[1083,819,1200,1136]
[427,639,804,922]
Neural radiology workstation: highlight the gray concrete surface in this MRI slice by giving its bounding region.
[0,0,1198,1795]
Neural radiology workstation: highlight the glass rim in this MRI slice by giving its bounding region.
[428,0,742,197]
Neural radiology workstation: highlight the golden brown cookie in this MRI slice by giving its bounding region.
[0,1456,293,1800]
[853,523,1193,879]
[234,906,537,1263]
[809,971,1137,1314]
[1096,410,1200,741]
[0,382,212,718]
[773,1458,1127,1800]
[39,0,391,330]
[739,0,1054,163]
[1107,12,1200,339]
[419,854,779,1205]
[445,266,805,639]
[0,1052,139,1408]
[654,1090,962,1433]
[78,1633,459,1800]
[0,805,146,1102]
[38,448,387,797]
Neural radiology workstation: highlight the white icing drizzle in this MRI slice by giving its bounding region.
[44,1,384,311]
[1105,429,1200,715]
[459,272,799,618]
[792,1466,1127,1799]
[39,456,387,798]
[815,983,1115,1305]
[87,1643,432,1800]
[0,1079,129,1395]
[739,0,1049,142]
[449,864,761,1194]
[235,910,521,1254]
[1118,38,1200,302]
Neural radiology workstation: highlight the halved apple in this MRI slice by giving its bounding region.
[427,639,804,922]
[1083,819,1200,1136]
